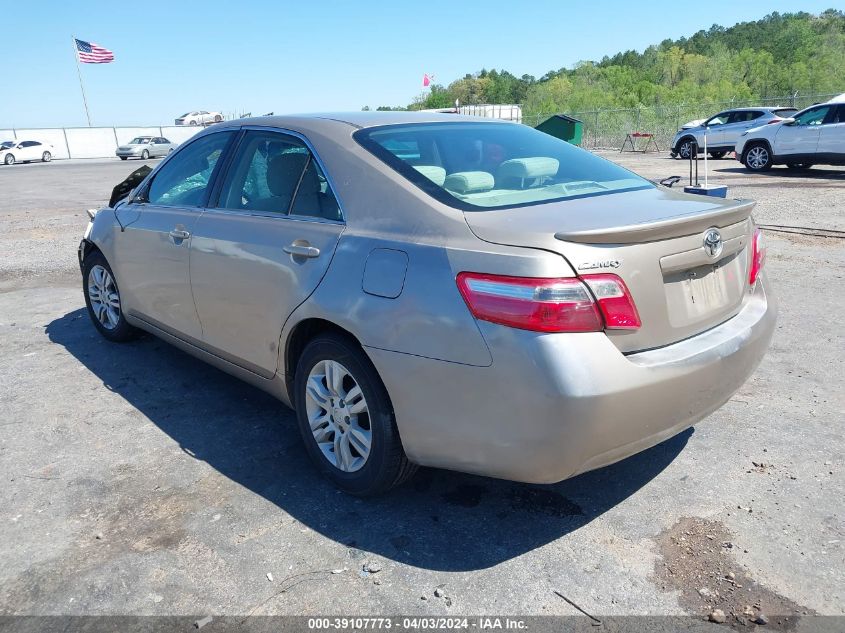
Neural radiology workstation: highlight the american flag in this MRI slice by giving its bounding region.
[75,38,114,64]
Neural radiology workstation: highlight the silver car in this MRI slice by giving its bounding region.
[671,107,797,159]
[115,136,174,160]
[79,113,776,495]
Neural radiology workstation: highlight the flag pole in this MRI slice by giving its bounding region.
[71,36,92,127]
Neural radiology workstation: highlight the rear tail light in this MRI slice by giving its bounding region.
[749,227,766,285]
[580,273,642,329]
[456,272,640,333]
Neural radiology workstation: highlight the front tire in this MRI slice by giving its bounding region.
[213,114,222,122]
[82,250,139,342]
[141,149,149,160]
[709,151,726,159]
[120,156,128,160]
[189,120,198,126]
[293,333,416,495]
[676,138,697,160]
[786,163,813,170]
[743,144,773,171]
[4,154,14,165]
[42,151,52,162]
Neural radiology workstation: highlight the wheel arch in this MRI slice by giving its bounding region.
[284,317,366,390]
[741,138,773,162]
[675,134,697,153]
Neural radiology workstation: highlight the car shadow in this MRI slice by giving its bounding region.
[714,165,845,182]
[47,308,691,572]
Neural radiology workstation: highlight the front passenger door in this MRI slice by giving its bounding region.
[816,104,845,162]
[773,105,832,156]
[189,129,345,377]
[114,130,235,341]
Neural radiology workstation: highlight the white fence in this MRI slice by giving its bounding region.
[0,125,206,160]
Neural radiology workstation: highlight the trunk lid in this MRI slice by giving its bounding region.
[463,187,755,353]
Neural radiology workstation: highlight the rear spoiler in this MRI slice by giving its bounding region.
[554,199,755,244]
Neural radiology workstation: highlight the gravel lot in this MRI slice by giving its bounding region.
[0,153,842,620]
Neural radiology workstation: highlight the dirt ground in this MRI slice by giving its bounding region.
[0,152,842,621]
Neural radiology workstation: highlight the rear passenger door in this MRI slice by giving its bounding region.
[722,111,761,147]
[189,128,345,377]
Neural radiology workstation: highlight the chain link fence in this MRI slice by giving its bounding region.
[521,93,840,150]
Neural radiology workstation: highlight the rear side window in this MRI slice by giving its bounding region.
[355,122,651,211]
[146,131,233,206]
[217,130,341,221]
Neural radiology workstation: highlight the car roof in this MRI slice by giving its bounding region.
[220,111,506,131]
[825,93,845,103]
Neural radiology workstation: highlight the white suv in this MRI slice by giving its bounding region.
[735,95,845,171]
[670,107,797,160]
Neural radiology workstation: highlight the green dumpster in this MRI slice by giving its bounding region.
[535,114,583,146]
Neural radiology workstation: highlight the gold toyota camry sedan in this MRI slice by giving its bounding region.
[79,112,776,495]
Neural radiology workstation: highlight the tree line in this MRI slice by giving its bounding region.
[364,10,844,116]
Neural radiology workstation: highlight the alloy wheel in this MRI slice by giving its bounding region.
[87,264,121,330]
[304,359,371,472]
[746,146,769,170]
[678,141,695,159]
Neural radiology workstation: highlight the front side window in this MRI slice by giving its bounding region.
[791,106,832,126]
[355,122,651,211]
[217,130,341,220]
[705,112,729,126]
[145,131,233,207]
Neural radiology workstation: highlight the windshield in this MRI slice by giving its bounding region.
[355,122,651,210]
[129,137,152,145]
[180,113,191,118]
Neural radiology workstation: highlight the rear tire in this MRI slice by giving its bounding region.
[786,163,813,170]
[42,151,51,162]
[293,333,416,496]
[743,143,773,171]
[4,154,14,165]
[82,250,139,343]
[120,156,128,160]
[189,120,198,126]
[213,114,222,122]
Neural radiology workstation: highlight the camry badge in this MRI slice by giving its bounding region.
[578,260,621,271]
[703,228,723,259]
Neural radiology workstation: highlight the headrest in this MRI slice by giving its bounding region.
[413,165,447,187]
[267,152,309,197]
[497,157,559,180]
[444,171,495,194]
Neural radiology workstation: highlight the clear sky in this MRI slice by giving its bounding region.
[1,0,839,128]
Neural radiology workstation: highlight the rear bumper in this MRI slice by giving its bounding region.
[367,276,776,483]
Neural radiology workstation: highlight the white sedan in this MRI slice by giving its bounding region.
[0,140,54,165]
[174,110,223,126]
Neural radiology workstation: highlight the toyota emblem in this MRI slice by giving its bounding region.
[703,228,723,259]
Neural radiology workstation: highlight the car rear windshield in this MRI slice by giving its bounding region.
[354,122,652,210]
[773,108,798,117]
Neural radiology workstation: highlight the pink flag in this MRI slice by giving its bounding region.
[422,73,431,87]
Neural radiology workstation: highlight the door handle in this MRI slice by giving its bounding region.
[169,229,191,240]
[283,243,321,258]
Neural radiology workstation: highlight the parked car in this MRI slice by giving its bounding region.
[735,94,845,171]
[175,110,223,126]
[671,107,797,159]
[0,140,54,165]
[115,136,174,160]
[78,112,776,495]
